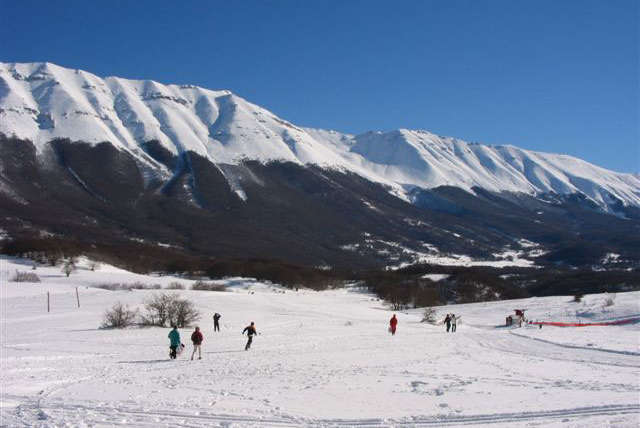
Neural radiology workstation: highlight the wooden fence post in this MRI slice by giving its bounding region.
[75,287,80,308]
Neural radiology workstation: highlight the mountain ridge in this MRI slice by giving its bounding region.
[1,61,639,213]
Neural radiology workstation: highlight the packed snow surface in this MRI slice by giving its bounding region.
[1,256,639,427]
[1,62,639,210]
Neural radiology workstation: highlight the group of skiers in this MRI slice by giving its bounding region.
[170,311,461,358]
[388,313,462,336]
[168,312,259,360]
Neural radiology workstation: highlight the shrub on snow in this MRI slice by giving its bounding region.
[11,270,41,283]
[191,280,226,292]
[170,298,200,328]
[129,282,161,290]
[421,307,438,324]
[101,302,138,328]
[141,293,200,328]
[92,282,161,291]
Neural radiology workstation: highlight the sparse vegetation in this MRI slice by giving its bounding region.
[11,270,41,283]
[141,293,200,328]
[191,280,226,292]
[92,282,161,291]
[421,307,438,324]
[101,302,138,328]
[62,258,76,277]
[129,282,161,290]
[166,282,185,290]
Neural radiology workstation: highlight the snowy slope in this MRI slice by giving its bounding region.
[1,62,639,210]
[1,255,639,427]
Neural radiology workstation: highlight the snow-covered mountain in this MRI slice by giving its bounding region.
[1,61,638,211]
[1,62,639,269]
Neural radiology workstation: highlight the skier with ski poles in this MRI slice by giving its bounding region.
[451,314,458,332]
[242,321,258,350]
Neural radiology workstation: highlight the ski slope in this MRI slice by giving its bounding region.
[2,62,639,211]
[1,256,639,427]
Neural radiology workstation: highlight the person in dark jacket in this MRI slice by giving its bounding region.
[389,314,398,335]
[168,326,181,359]
[190,326,203,360]
[213,313,221,332]
[242,322,258,350]
[444,314,452,333]
[451,314,458,332]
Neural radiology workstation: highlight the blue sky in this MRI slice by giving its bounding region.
[2,0,638,172]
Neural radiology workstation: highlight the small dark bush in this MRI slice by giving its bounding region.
[101,302,138,328]
[92,282,161,291]
[191,280,226,292]
[93,283,123,291]
[11,270,41,283]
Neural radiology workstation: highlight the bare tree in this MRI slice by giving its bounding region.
[101,302,138,328]
[421,307,438,324]
[169,298,200,328]
[141,293,200,328]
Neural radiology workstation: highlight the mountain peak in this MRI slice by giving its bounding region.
[1,61,638,211]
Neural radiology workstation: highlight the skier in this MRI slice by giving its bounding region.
[168,325,181,359]
[242,321,258,351]
[451,314,458,333]
[213,312,221,332]
[444,314,451,333]
[190,326,203,360]
[389,314,398,335]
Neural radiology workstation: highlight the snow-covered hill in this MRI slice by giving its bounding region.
[1,62,638,211]
[1,256,639,426]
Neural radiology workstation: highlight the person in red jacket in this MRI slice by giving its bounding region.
[389,314,398,335]
[190,326,203,360]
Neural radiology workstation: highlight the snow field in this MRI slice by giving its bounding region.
[1,256,639,427]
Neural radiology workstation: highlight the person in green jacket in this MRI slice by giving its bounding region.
[168,326,181,359]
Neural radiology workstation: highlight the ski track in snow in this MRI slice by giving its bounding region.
[7,400,640,427]
[1,256,639,427]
